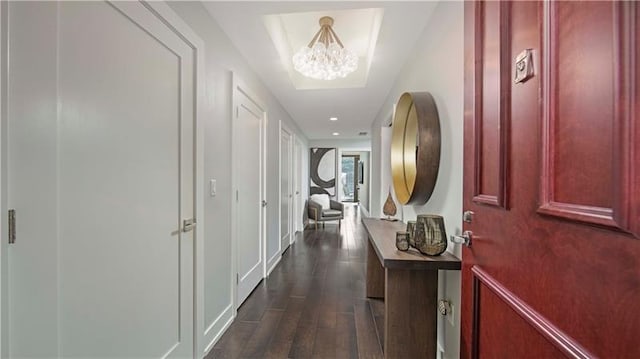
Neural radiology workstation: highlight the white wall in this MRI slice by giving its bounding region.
[370,2,464,358]
[371,124,394,219]
[166,2,309,355]
[309,138,371,151]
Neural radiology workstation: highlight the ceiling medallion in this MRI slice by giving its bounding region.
[292,16,358,80]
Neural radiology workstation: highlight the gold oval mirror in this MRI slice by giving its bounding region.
[391,92,441,205]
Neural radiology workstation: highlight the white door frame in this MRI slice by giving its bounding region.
[0,2,205,357]
[293,136,303,233]
[141,4,205,356]
[142,3,206,356]
[230,73,267,314]
[279,121,294,250]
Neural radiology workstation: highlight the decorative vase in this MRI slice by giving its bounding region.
[395,231,410,251]
[406,220,417,247]
[382,187,398,221]
[414,214,447,256]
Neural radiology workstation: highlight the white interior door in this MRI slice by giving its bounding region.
[0,2,7,357]
[6,2,196,357]
[233,80,265,307]
[280,126,292,252]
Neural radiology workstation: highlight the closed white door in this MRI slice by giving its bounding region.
[7,2,195,357]
[233,80,265,306]
[280,127,292,252]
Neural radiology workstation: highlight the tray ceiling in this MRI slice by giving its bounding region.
[203,2,438,140]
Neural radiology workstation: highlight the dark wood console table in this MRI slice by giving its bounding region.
[362,218,461,358]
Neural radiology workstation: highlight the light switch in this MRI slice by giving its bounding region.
[210,179,216,197]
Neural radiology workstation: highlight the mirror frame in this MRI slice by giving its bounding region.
[390,92,441,205]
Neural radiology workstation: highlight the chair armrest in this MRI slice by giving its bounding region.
[308,200,322,220]
[330,200,344,212]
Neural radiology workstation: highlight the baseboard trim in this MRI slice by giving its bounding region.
[266,251,282,276]
[202,304,234,356]
[360,205,370,218]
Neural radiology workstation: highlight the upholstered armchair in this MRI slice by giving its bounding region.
[308,196,344,230]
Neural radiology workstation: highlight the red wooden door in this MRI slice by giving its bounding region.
[461,1,639,358]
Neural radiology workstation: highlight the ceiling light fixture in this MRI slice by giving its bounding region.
[292,16,358,80]
[330,117,338,121]
[332,132,340,136]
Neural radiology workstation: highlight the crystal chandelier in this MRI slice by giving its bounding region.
[292,16,358,80]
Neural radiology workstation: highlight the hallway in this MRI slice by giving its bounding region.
[209,204,384,358]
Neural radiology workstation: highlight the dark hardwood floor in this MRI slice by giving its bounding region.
[208,204,384,359]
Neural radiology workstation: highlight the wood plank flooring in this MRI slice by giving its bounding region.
[208,204,384,359]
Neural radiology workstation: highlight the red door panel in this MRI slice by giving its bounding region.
[474,0,510,208]
[462,1,640,358]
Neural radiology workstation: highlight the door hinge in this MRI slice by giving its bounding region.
[236,190,239,202]
[8,209,15,244]
[236,273,239,284]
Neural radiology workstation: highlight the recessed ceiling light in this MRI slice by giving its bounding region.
[330,117,338,121]
[332,132,340,136]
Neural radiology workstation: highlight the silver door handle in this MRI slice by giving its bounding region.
[262,200,268,207]
[451,231,472,247]
[182,218,196,233]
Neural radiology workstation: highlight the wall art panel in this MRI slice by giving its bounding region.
[310,147,336,197]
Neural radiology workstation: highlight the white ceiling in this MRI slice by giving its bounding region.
[264,7,384,90]
[203,1,438,140]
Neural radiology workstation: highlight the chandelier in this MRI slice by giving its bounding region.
[292,16,358,80]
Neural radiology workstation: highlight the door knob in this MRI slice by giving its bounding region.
[463,210,474,223]
[451,230,472,247]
